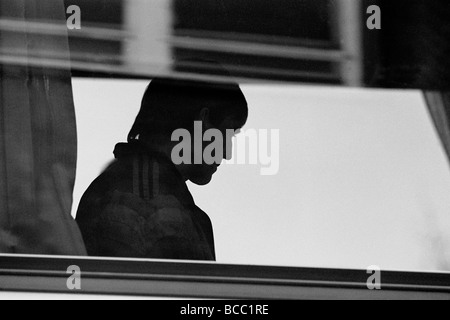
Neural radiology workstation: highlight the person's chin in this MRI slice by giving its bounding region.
[190,173,214,186]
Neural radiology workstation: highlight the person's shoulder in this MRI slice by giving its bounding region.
[79,159,134,202]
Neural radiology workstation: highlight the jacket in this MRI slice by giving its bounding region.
[76,142,216,261]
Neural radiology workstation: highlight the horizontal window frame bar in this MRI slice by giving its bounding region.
[170,36,349,62]
[0,18,129,41]
[174,29,337,49]
[0,54,341,84]
[0,255,449,299]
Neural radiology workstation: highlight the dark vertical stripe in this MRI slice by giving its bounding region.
[153,161,160,198]
[138,155,144,198]
[143,157,150,200]
[132,158,139,196]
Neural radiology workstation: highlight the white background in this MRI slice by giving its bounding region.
[73,78,450,272]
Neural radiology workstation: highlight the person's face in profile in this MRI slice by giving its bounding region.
[188,115,241,186]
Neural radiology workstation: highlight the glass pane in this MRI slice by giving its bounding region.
[73,79,450,271]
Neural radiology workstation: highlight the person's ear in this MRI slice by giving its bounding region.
[198,107,212,127]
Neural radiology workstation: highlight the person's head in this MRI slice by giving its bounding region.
[128,69,248,185]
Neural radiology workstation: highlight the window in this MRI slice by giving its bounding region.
[1,0,450,299]
[172,0,341,83]
[73,79,450,271]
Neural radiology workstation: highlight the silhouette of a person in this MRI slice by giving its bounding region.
[76,75,248,261]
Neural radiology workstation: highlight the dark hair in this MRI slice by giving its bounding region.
[128,75,248,142]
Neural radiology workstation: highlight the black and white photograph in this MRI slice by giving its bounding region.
[1,0,450,302]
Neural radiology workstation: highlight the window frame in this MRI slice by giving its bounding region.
[1,254,449,299]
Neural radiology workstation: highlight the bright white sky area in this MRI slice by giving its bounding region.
[72,78,450,272]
